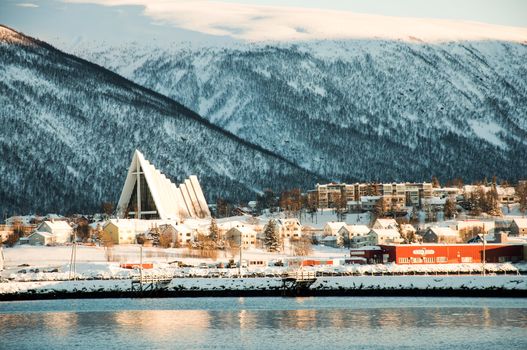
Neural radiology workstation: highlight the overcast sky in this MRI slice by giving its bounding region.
[1,0,526,45]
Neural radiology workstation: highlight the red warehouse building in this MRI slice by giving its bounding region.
[379,244,524,264]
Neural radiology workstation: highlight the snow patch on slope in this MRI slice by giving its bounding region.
[468,120,507,149]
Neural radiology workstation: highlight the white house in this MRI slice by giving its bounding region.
[225,226,257,250]
[275,218,302,240]
[337,225,371,248]
[102,219,153,244]
[28,232,56,246]
[372,218,398,230]
[369,228,402,245]
[171,224,196,245]
[338,224,371,238]
[323,221,346,236]
[36,221,73,244]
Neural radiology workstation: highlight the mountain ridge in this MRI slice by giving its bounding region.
[0,25,321,215]
[70,39,527,183]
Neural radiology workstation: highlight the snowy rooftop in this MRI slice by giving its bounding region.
[40,221,72,230]
[370,228,400,238]
[427,227,459,237]
[513,218,527,228]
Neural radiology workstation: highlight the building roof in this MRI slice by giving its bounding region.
[350,246,381,251]
[400,224,416,233]
[427,227,459,237]
[41,221,72,231]
[324,221,346,234]
[374,218,398,229]
[276,218,301,226]
[512,218,527,228]
[117,150,210,221]
[228,226,256,235]
[104,219,157,231]
[341,224,370,235]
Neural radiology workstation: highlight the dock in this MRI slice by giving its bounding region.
[282,270,318,296]
[130,275,173,294]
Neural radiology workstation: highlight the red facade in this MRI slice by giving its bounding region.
[379,244,524,264]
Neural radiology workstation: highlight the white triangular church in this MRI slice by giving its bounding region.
[117,150,211,220]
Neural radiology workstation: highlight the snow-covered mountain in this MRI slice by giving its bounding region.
[72,39,527,183]
[0,26,320,215]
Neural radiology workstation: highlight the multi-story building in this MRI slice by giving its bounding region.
[308,183,355,208]
[308,182,433,210]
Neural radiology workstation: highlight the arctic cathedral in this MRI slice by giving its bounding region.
[117,150,211,220]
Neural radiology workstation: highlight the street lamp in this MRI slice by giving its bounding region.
[482,233,486,276]
[239,232,243,277]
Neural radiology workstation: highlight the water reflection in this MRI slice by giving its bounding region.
[1,299,526,350]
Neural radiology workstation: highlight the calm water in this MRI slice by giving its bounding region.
[1,297,526,349]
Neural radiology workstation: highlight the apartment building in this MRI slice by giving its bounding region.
[308,182,432,210]
[308,183,355,208]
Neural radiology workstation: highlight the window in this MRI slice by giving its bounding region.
[498,256,510,263]
[461,257,472,263]
[411,257,423,263]
[436,257,448,263]
[398,257,410,263]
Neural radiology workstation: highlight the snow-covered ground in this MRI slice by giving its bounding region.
[1,275,526,297]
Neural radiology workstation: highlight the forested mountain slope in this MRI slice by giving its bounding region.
[73,39,527,183]
[0,26,320,215]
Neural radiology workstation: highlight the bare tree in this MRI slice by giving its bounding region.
[292,236,312,256]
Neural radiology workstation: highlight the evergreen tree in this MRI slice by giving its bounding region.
[444,197,457,219]
[485,185,502,216]
[517,182,527,216]
[209,218,219,242]
[410,205,419,224]
[263,219,280,252]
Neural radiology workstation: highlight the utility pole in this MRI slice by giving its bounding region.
[0,246,4,271]
[239,233,242,277]
[140,245,143,283]
[482,233,486,276]
[69,242,77,280]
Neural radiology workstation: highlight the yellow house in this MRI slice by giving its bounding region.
[102,219,152,244]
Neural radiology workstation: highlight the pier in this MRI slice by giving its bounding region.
[282,270,317,296]
[130,275,173,294]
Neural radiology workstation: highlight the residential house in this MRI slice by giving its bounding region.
[28,232,56,246]
[36,220,73,244]
[422,227,460,244]
[323,222,346,236]
[372,218,398,230]
[369,228,403,245]
[511,218,527,236]
[170,224,196,245]
[225,226,257,250]
[102,219,153,244]
[337,224,370,248]
[275,218,302,240]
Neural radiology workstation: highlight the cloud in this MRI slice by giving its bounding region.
[63,0,527,42]
[16,3,39,7]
